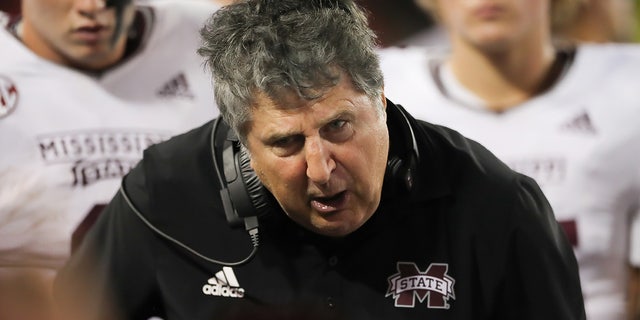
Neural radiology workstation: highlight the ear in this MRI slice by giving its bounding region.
[379,91,388,121]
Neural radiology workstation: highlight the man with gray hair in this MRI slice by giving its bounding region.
[55,0,585,319]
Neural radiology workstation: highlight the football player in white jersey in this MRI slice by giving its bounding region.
[0,0,227,318]
[378,0,640,319]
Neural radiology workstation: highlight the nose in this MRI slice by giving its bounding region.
[75,0,107,17]
[305,137,336,185]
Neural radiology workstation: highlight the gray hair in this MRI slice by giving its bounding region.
[198,0,384,143]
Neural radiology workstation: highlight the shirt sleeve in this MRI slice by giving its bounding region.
[54,161,162,319]
[629,167,640,267]
[496,175,586,319]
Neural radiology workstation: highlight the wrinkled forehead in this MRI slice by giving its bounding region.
[250,70,360,113]
[249,90,314,121]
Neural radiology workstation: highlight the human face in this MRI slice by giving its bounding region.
[20,0,136,71]
[246,76,389,238]
[429,0,551,52]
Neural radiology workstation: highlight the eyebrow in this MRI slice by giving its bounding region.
[263,131,301,145]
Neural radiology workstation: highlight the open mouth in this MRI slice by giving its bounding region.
[310,191,348,213]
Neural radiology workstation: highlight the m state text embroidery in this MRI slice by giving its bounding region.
[386,262,456,309]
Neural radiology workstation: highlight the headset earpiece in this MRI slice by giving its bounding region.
[386,153,416,193]
[236,146,273,215]
[384,101,420,194]
[212,119,273,228]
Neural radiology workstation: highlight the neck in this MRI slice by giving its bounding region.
[447,34,556,112]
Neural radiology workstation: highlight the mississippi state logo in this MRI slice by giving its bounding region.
[0,75,19,118]
[386,262,456,309]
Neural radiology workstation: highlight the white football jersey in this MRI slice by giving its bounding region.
[0,1,220,269]
[379,44,640,320]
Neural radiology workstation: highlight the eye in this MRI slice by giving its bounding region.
[322,119,353,142]
[327,119,346,131]
[270,135,304,157]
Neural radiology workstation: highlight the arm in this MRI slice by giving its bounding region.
[0,165,69,320]
[496,175,586,319]
[626,162,640,320]
[54,163,161,320]
[628,265,640,320]
[628,200,640,320]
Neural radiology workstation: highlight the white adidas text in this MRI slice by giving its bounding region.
[202,267,245,298]
[202,283,245,298]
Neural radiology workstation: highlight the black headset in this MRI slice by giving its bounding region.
[211,120,274,229]
[121,100,420,267]
[211,100,420,229]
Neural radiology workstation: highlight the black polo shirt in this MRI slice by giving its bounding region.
[57,104,585,319]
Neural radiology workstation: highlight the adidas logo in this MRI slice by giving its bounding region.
[157,72,194,99]
[202,267,245,298]
[560,110,597,135]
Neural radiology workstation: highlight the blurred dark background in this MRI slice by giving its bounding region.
[1,0,20,15]
[354,0,434,46]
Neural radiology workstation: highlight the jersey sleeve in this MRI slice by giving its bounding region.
[54,162,162,319]
[0,164,72,269]
[496,175,586,319]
